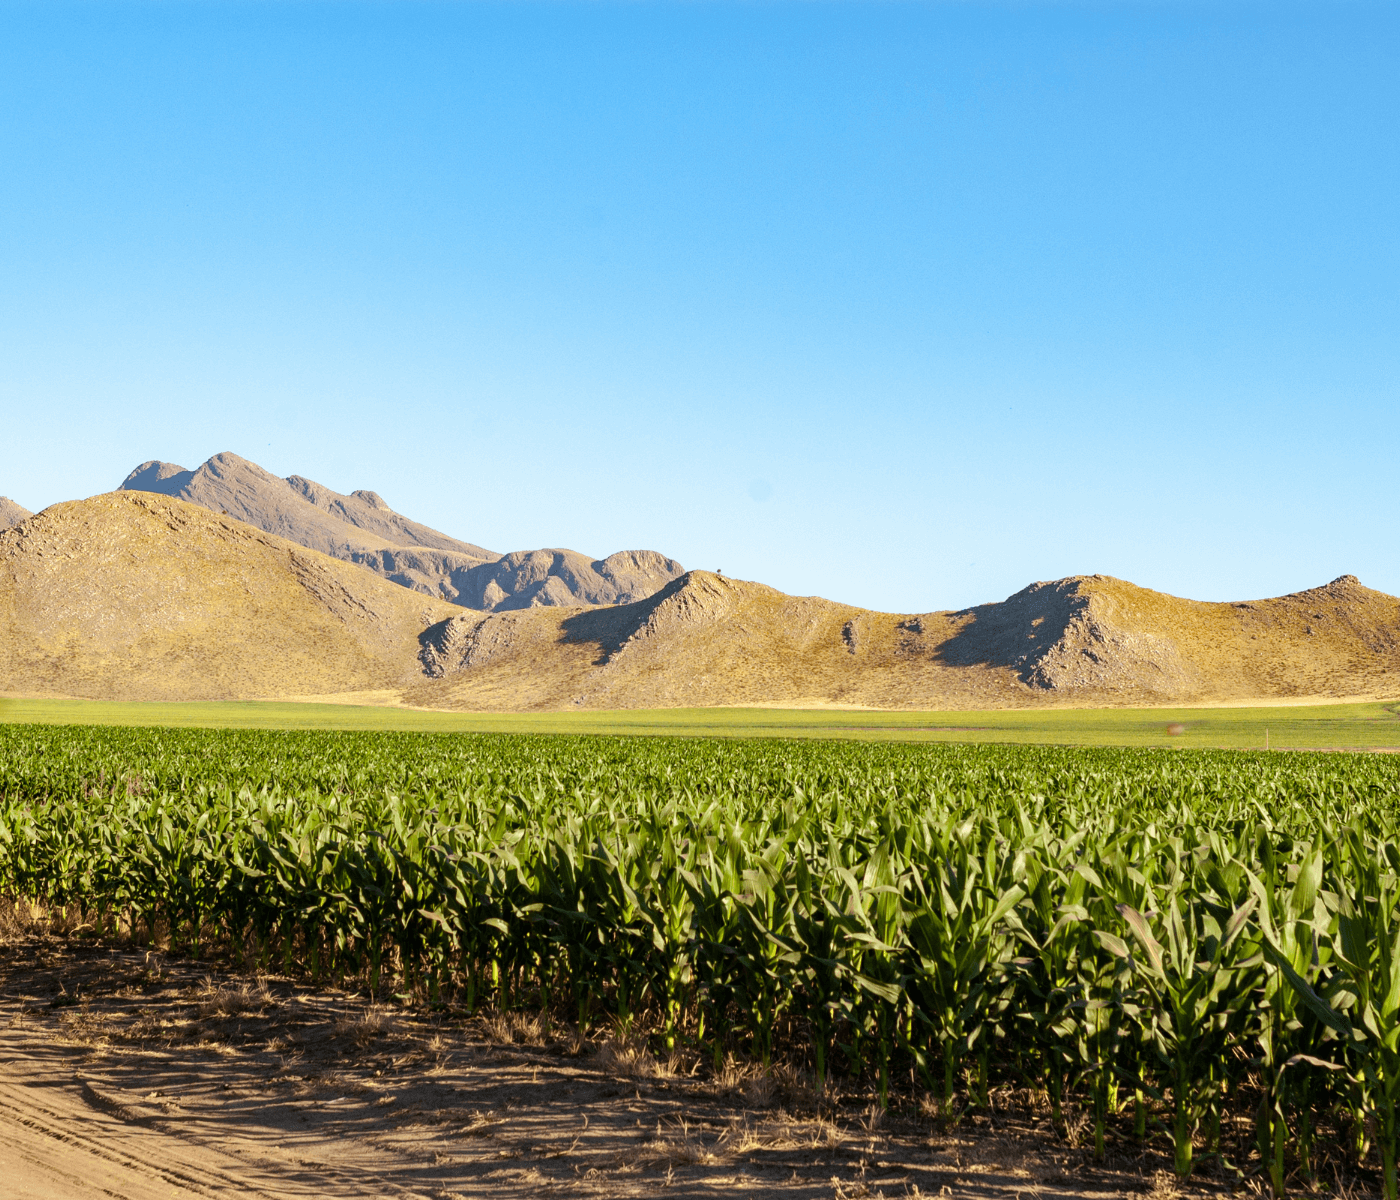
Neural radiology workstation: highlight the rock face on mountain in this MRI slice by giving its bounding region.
[119,453,685,610]
[0,498,31,531]
[283,474,493,557]
[410,571,1400,711]
[0,492,453,700]
[449,549,687,612]
[120,453,492,563]
[934,578,1199,695]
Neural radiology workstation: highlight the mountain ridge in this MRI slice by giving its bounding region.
[119,452,685,611]
[408,568,1400,711]
[3,490,1395,711]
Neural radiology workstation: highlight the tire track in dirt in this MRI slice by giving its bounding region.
[0,1052,268,1198]
[0,1034,436,1200]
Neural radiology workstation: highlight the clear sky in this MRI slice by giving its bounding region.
[1,1,1395,614]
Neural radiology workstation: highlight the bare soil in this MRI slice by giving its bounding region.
[0,934,1261,1200]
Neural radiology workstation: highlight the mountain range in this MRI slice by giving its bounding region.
[2,484,1396,709]
[118,453,685,611]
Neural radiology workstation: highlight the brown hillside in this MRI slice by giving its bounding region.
[0,492,455,701]
[4,497,1394,709]
[0,498,31,531]
[409,571,1400,711]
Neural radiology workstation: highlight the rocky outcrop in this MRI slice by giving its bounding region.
[444,549,686,612]
[419,612,524,677]
[937,578,1198,695]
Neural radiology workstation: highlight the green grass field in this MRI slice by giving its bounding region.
[2,695,1398,748]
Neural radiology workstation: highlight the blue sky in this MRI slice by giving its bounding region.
[1,1,1395,614]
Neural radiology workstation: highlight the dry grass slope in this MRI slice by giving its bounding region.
[410,570,1400,711]
[0,492,456,701]
[3,494,1396,709]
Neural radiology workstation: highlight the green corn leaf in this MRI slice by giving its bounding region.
[1117,904,1165,978]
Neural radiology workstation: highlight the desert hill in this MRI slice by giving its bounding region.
[3,493,1395,709]
[0,491,455,700]
[120,453,685,611]
[408,570,1400,711]
[0,498,30,531]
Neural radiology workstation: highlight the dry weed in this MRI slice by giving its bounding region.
[196,978,272,1019]
[594,1034,663,1080]
[1146,1169,1182,1199]
[634,1116,723,1167]
[709,1054,752,1095]
[128,1012,174,1040]
[1063,1107,1092,1149]
[480,1010,547,1046]
[425,1033,457,1074]
[766,1060,823,1109]
[456,1109,502,1138]
[801,1113,844,1151]
[53,1004,108,1049]
[332,1005,393,1045]
[715,1115,778,1156]
[0,899,30,939]
[857,1103,886,1135]
[293,1070,374,1099]
[1328,1179,1377,1200]
[714,1110,845,1156]
[830,1184,885,1200]
[0,897,96,939]
[707,1054,788,1107]
[1002,1085,1050,1116]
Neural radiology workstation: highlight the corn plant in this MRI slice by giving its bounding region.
[1115,886,1257,1177]
[1267,829,1400,1200]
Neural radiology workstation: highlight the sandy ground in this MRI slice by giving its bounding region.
[0,936,1245,1199]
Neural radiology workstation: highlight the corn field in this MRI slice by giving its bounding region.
[3,723,1400,1194]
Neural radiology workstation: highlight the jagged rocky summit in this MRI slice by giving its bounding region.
[119,452,684,611]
